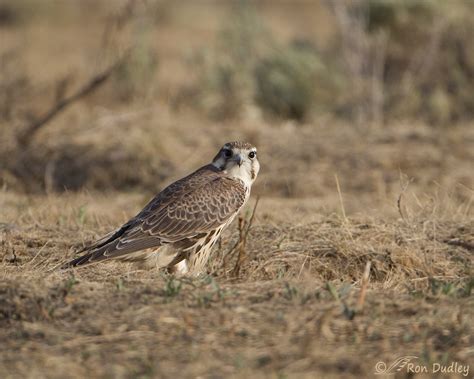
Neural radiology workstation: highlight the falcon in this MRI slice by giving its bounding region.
[63,141,260,275]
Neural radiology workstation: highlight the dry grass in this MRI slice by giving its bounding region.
[1,188,472,378]
[1,2,473,378]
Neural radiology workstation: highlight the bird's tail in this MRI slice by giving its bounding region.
[60,224,132,270]
[60,250,101,269]
[60,246,163,270]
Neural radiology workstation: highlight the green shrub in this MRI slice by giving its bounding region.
[254,42,342,121]
[185,0,474,124]
[185,1,267,120]
[108,12,158,103]
[366,0,474,124]
[186,3,342,122]
[111,41,158,102]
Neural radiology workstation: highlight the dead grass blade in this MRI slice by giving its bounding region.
[356,260,371,311]
[224,197,260,278]
[398,172,413,223]
[334,174,347,222]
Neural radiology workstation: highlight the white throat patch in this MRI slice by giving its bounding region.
[224,164,254,189]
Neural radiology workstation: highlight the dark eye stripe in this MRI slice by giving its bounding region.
[223,149,232,157]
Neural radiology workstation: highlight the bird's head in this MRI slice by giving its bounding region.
[212,141,260,187]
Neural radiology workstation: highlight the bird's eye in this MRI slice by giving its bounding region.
[223,149,232,158]
[248,151,256,159]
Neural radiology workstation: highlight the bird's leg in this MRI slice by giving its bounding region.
[167,259,188,275]
[174,260,189,275]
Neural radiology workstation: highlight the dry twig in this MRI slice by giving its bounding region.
[17,51,130,147]
[356,260,371,311]
[225,197,260,277]
[397,173,413,223]
[334,174,347,221]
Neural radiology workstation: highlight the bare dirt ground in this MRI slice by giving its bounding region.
[1,2,473,378]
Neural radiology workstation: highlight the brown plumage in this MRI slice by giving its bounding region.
[63,142,260,275]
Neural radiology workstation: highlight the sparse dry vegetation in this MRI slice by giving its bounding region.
[1,192,472,378]
[0,1,473,378]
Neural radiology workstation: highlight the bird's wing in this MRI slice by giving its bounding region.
[64,166,246,267]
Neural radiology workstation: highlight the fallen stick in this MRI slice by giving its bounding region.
[17,52,130,147]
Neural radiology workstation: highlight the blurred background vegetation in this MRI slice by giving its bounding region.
[0,0,473,197]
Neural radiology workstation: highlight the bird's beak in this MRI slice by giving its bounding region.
[233,154,243,166]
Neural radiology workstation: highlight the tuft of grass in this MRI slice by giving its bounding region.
[162,276,182,298]
[192,276,231,308]
[76,205,87,227]
[62,275,79,295]
[254,41,341,121]
[427,277,474,298]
